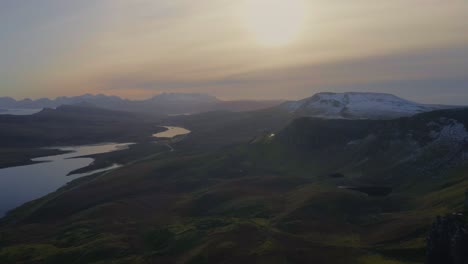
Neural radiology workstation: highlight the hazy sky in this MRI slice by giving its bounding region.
[1,0,467,104]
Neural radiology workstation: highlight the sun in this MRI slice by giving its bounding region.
[243,0,307,46]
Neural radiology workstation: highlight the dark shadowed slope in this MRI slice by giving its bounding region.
[1,108,468,263]
[0,105,161,148]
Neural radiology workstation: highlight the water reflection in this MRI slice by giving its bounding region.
[153,126,191,138]
[0,143,131,217]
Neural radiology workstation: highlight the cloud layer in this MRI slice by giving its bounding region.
[1,0,467,104]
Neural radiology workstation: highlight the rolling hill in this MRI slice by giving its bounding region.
[1,107,468,263]
[0,105,161,148]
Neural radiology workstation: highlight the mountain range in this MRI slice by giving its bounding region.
[0,93,283,115]
[1,92,459,120]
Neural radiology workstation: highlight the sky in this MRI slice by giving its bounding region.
[1,0,467,104]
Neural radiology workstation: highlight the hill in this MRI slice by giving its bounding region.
[1,108,468,263]
[0,105,160,148]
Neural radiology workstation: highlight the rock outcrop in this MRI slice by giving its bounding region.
[426,214,468,264]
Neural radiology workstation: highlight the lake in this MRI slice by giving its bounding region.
[0,143,132,217]
[153,126,191,138]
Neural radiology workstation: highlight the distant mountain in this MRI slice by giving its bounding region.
[166,92,462,150]
[151,93,219,103]
[0,97,16,108]
[0,93,283,115]
[281,92,454,119]
[0,94,127,109]
[4,91,456,119]
[137,93,222,114]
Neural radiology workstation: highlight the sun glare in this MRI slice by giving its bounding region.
[243,0,307,46]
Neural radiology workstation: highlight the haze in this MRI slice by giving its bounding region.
[1,0,467,104]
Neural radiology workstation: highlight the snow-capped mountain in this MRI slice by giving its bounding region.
[281,92,453,119]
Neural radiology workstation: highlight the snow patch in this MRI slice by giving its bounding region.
[429,119,468,142]
[282,92,444,119]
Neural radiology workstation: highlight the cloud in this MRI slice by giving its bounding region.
[1,0,467,103]
[86,44,468,103]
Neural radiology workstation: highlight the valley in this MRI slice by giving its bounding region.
[0,94,466,263]
[0,124,193,218]
[2,1,467,262]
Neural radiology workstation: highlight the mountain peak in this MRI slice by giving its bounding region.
[151,93,219,103]
[311,92,409,100]
[283,92,445,119]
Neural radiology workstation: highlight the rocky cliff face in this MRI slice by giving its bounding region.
[427,214,468,264]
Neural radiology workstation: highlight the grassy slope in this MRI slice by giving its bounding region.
[170,108,293,151]
[2,142,464,263]
[1,108,467,263]
[0,105,162,148]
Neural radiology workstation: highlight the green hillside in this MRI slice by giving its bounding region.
[1,108,468,263]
